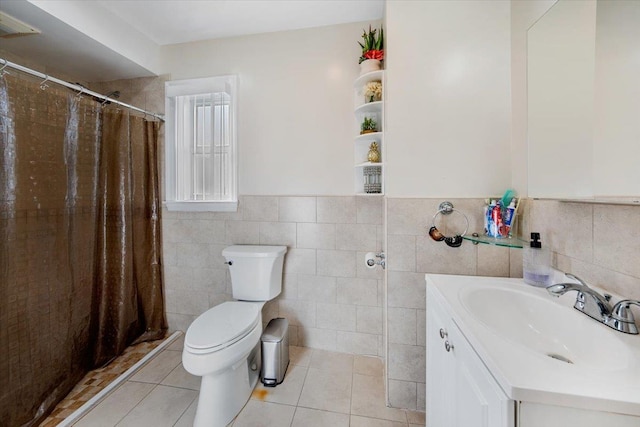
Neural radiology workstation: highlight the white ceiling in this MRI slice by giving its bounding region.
[97,0,385,45]
[0,0,383,82]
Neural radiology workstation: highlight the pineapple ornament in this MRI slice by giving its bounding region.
[367,142,380,163]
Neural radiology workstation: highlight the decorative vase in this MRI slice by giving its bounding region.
[360,59,382,75]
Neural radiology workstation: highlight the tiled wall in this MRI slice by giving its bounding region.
[385,197,519,411]
[162,195,385,356]
[526,199,640,302]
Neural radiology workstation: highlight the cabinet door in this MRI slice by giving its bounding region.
[426,285,514,427]
[448,323,513,427]
[426,289,455,427]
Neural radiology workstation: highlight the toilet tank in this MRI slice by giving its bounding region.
[222,245,287,301]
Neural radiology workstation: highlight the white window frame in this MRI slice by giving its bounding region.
[164,75,238,212]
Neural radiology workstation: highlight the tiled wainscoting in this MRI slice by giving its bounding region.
[384,198,519,411]
[162,195,385,356]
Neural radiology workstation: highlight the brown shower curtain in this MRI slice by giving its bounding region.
[0,74,166,426]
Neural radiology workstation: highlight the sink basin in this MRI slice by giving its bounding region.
[459,286,631,371]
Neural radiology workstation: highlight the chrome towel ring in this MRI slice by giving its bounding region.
[428,201,469,248]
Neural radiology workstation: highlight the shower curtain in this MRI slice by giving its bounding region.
[0,74,166,426]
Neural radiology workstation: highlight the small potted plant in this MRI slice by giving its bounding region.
[361,116,378,134]
[363,81,382,103]
[358,25,384,75]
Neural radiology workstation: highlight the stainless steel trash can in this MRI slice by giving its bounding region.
[261,318,289,387]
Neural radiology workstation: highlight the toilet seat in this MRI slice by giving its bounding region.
[185,302,261,354]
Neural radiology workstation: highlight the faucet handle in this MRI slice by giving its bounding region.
[609,300,640,334]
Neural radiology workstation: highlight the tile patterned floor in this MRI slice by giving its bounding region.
[40,338,167,427]
[68,333,426,426]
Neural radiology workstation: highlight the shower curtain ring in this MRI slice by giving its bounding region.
[101,97,111,108]
[75,87,85,100]
[0,62,9,77]
[39,75,50,90]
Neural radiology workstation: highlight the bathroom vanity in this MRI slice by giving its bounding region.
[426,274,640,427]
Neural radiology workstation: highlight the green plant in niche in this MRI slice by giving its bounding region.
[361,117,377,134]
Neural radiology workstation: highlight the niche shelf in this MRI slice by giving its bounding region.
[354,70,385,196]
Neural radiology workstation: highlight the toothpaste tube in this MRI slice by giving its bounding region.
[503,199,517,237]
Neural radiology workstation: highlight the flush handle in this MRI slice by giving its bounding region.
[225,261,233,266]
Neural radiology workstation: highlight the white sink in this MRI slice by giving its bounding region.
[427,274,640,416]
[459,286,631,371]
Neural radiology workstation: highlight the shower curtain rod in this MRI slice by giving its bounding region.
[0,58,164,121]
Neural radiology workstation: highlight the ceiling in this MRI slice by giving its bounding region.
[0,0,383,82]
[97,0,385,45]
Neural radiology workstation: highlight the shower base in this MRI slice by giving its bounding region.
[39,332,181,427]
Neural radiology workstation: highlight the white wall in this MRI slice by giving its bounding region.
[160,22,372,196]
[385,0,511,198]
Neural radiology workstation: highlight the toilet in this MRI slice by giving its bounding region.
[182,245,287,427]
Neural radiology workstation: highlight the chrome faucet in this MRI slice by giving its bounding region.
[546,274,639,334]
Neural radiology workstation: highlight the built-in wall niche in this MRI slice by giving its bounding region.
[354,70,384,195]
[528,0,640,204]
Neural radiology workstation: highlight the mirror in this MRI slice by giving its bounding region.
[528,0,640,202]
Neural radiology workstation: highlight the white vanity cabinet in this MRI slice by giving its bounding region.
[427,286,514,427]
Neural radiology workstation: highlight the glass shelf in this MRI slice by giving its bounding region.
[463,233,525,248]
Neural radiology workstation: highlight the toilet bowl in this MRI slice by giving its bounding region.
[183,301,263,427]
[182,245,287,427]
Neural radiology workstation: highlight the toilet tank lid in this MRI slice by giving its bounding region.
[222,245,287,258]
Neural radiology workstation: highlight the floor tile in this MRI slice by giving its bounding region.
[231,400,296,427]
[74,381,155,427]
[160,362,200,390]
[167,332,185,351]
[115,385,197,427]
[351,415,409,427]
[290,345,313,367]
[291,407,350,427]
[309,349,354,374]
[351,373,407,423]
[251,363,307,406]
[354,355,384,376]
[173,399,197,427]
[129,350,182,384]
[298,367,352,414]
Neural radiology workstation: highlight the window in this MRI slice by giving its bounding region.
[165,76,237,211]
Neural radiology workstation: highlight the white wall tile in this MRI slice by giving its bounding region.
[388,307,416,345]
[357,306,383,335]
[297,223,336,249]
[336,331,379,355]
[337,277,378,306]
[388,379,417,410]
[279,197,317,223]
[335,223,378,251]
[317,250,357,277]
[279,299,316,327]
[388,344,425,383]
[298,327,337,351]
[317,197,356,224]
[356,196,384,225]
[284,248,317,275]
[387,235,416,272]
[242,196,279,222]
[317,303,356,331]
[297,275,337,303]
[225,220,260,244]
[259,221,296,246]
[387,272,426,310]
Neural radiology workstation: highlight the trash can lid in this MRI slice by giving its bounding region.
[262,318,289,342]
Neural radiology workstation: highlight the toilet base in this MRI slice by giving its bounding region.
[192,342,261,427]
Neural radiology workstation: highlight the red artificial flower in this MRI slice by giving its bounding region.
[364,50,384,61]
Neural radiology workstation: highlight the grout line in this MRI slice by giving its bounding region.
[58,331,182,427]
